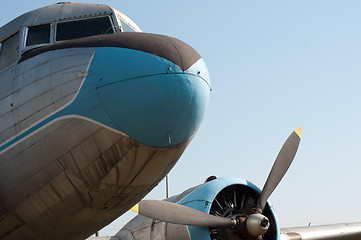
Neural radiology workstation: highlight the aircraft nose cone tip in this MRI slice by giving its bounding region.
[94,34,211,147]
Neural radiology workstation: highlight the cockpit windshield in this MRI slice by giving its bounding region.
[55,16,114,42]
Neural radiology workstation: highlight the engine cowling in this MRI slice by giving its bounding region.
[113,176,279,240]
[177,177,279,240]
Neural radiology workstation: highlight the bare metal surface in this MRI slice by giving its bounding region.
[281,222,361,240]
[115,215,191,240]
[280,232,301,240]
[0,118,190,239]
[87,238,111,240]
[0,48,95,146]
[87,237,111,240]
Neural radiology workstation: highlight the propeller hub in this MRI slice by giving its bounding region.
[246,214,270,237]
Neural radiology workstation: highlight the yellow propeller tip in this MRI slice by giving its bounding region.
[130,204,139,213]
[294,126,302,138]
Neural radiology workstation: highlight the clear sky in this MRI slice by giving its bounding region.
[2,0,361,237]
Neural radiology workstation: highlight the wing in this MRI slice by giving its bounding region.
[280,222,361,240]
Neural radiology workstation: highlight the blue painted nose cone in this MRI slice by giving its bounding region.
[94,47,211,147]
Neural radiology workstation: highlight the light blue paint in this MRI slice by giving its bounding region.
[77,47,211,146]
[177,177,280,240]
[0,47,211,151]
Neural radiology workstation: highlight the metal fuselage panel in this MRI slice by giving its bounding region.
[0,48,96,147]
[0,116,190,240]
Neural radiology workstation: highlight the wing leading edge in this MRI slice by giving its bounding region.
[281,222,361,240]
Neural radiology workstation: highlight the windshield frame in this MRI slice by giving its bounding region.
[54,15,116,42]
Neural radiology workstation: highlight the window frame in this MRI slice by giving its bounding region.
[54,15,116,43]
[25,23,52,47]
[114,12,142,32]
[0,31,20,72]
[117,16,137,32]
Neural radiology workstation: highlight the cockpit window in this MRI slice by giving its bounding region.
[26,24,51,46]
[0,32,20,71]
[119,19,135,32]
[55,16,114,42]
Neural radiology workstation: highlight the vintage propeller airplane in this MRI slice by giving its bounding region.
[90,128,361,240]
[0,2,210,240]
[1,2,360,240]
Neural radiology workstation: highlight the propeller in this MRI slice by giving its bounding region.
[131,200,237,228]
[131,127,302,239]
[256,126,302,213]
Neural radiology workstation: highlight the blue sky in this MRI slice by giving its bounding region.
[2,1,361,236]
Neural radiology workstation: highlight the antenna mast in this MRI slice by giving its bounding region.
[166,175,169,198]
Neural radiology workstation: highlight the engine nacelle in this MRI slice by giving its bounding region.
[113,177,280,240]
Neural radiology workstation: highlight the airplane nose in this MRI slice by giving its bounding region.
[92,33,211,147]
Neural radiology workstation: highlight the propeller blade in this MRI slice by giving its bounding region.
[256,127,302,212]
[131,200,237,228]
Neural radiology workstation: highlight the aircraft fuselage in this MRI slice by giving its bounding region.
[0,3,211,239]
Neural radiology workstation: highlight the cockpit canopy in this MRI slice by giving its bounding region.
[25,15,118,47]
[0,2,141,71]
